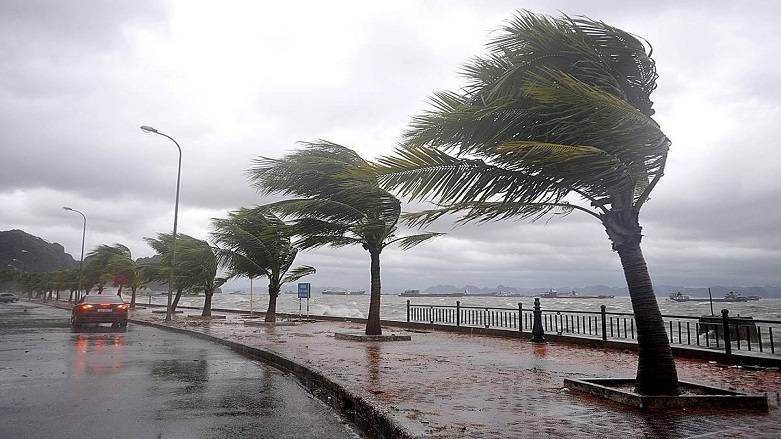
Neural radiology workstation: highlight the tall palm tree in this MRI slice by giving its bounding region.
[376,12,676,395]
[212,207,316,322]
[144,233,225,316]
[249,141,442,335]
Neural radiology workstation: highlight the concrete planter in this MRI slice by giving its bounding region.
[334,332,411,342]
[564,377,768,410]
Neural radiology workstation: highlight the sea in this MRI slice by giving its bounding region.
[143,291,781,321]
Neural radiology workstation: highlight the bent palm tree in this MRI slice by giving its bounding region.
[86,244,132,295]
[145,233,225,315]
[107,255,146,309]
[377,12,677,394]
[249,141,442,335]
[212,207,315,323]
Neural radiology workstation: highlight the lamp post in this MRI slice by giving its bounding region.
[63,207,86,302]
[140,125,182,322]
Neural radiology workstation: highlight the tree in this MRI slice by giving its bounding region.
[144,233,225,316]
[248,141,442,335]
[376,12,677,395]
[85,244,132,294]
[212,207,316,322]
[106,254,146,309]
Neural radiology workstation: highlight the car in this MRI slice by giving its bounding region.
[71,295,129,331]
[0,292,18,303]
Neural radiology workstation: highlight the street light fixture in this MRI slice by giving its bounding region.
[63,206,87,302]
[140,125,182,322]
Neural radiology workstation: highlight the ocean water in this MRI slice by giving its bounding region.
[143,291,781,321]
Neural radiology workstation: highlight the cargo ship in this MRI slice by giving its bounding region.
[399,289,465,298]
[321,289,365,296]
[669,291,753,303]
[538,289,614,299]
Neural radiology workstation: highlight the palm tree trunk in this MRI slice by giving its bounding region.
[605,210,679,395]
[130,287,137,309]
[171,287,183,312]
[117,285,123,297]
[617,242,679,394]
[68,289,74,303]
[265,282,279,323]
[365,249,382,335]
[202,291,213,317]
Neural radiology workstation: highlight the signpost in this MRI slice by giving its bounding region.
[297,283,311,318]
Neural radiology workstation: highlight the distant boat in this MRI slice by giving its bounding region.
[322,289,365,296]
[669,291,751,303]
[539,289,614,299]
[399,289,465,298]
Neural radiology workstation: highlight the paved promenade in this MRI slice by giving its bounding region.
[119,307,781,438]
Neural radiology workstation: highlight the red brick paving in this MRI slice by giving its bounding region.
[133,309,781,438]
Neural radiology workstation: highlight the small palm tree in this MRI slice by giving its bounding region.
[249,141,442,335]
[145,233,225,316]
[86,244,132,295]
[377,12,677,394]
[212,207,315,322]
[107,254,146,308]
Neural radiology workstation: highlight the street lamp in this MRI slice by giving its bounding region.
[63,207,87,302]
[140,125,182,322]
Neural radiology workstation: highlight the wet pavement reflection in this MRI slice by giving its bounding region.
[133,305,781,438]
[0,302,360,439]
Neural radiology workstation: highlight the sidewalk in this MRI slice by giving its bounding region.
[119,307,781,438]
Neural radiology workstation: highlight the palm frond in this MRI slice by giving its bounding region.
[385,232,445,250]
[281,265,316,284]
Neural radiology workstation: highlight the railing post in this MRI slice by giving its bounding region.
[722,309,732,355]
[531,298,545,343]
[406,300,410,322]
[600,305,607,341]
[518,303,523,332]
[456,301,461,327]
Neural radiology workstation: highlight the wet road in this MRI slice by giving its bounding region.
[0,302,360,439]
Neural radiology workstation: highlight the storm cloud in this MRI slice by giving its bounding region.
[1,0,779,291]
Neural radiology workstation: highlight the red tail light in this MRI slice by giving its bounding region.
[115,304,129,312]
[78,304,94,312]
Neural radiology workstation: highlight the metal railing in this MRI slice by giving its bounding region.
[406,300,779,357]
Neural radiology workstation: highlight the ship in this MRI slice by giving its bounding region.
[321,289,366,296]
[538,289,614,299]
[399,289,465,298]
[669,291,752,303]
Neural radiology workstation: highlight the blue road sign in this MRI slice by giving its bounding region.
[297,283,311,299]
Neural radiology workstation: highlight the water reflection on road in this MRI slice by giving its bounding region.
[0,302,359,439]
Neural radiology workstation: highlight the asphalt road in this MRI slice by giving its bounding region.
[0,301,361,439]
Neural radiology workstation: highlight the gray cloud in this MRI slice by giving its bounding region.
[1,0,780,292]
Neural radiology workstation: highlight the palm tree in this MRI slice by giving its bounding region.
[86,244,132,294]
[376,12,677,395]
[212,207,316,323]
[144,233,226,316]
[106,254,146,308]
[248,141,442,335]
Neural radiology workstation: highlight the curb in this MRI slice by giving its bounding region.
[128,317,414,439]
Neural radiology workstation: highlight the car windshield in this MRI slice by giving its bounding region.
[83,295,125,304]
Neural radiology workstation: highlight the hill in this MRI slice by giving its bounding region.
[0,229,77,272]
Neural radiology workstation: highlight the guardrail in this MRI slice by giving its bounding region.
[406,300,779,357]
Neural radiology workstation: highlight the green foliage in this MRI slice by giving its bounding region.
[248,140,443,254]
[377,11,669,225]
[144,233,221,295]
[211,207,315,289]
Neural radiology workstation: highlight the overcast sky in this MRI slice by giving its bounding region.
[1,0,779,291]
